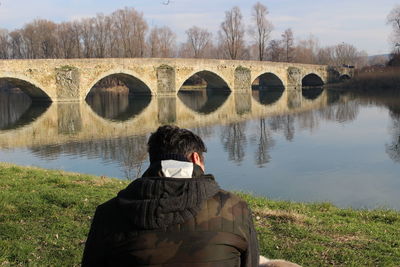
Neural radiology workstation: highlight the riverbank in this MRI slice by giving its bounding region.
[336,67,400,92]
[0,163,399,266]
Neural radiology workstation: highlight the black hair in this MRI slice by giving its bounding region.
[147,125,207,163]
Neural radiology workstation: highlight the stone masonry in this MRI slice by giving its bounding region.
[0,58,352,102]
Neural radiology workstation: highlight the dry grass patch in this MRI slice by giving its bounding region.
[254,208,309,225]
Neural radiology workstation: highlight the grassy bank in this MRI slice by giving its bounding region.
[1,163,399,266]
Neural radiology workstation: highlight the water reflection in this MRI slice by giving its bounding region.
[178,89,230,114]
[2,88,400,209]
[158,96,176,124]
[221,122,247,164]
[0,88,50,130]
[269,115,295,141]
[252,88,284,105]
[29,135,148,180]
[319,100,359,123]
[86,90,151,121]
[386,107,400,163]
[58,103,82,135]
[252,119,275,167]
[235,93,252,115]
[302,86,324,100]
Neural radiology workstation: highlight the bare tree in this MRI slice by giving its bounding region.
[334,42,359,66]
[8,30,25,58]
[387,5,400,52]
[80,18,96,58]
[281,28,294,62]
[185,26,212,58]
[267,39,284,62]
[21,22,39,58]
[158,26,176,58]
[112,7,148,58]
[219,6,245,59]
[37,20,58,58]
[177,42,192,58]
[250,2,273,61]
[0,28,9,59]
[71,21,83,58]
[294,35,319,64]
[146,26,176,58]
[57,22,75,58]
[316,46,335,65]
[147,26,161,57]
[93,13,112,58]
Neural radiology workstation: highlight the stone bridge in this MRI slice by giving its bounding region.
[0,58,352,102]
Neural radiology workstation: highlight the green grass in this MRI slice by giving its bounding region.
[1,163,400,266]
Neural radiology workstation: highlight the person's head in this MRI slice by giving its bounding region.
[147,125,207,170]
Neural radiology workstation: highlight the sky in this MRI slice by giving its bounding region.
[0,0,398,55]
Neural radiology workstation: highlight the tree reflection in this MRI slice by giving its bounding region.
[295,110,319,132]
[254,119,275,167]
[221,122,247,164]
[268,115,295,141]
[318,100,359,123]
[386,107,400,163]
[30,135,148,179]
[191,126,214,140]
[119,135,148,180]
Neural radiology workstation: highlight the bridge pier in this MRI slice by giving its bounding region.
[234,66,252,93]
[55,65,81,102]
[286,67,302,90]
[157,65,176,96]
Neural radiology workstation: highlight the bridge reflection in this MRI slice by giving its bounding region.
[86,91,152,121]
[0,88,51,130]
[302,86,324,100]
[178,90,230,115]
[1,87,374,178]
[0,87,344,150]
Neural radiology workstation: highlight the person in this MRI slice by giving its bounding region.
[82,125,259,267]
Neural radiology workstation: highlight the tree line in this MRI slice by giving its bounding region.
[0,3,368,67]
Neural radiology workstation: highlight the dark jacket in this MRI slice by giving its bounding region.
[82,160,259,267]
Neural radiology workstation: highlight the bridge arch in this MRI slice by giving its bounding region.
[178,70,231,91]
[251,72,285,105]
[252,70,285,88]
[0,76,52,101]
[340,74,351,81]
[84,70,154,99]
[252,72,285,89]
[302,73,324,87]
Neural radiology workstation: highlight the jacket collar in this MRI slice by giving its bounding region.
[142,159,205,179]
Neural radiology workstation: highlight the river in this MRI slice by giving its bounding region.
[1,85,399,210]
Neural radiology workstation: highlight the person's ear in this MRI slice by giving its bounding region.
[189,152,205,171]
